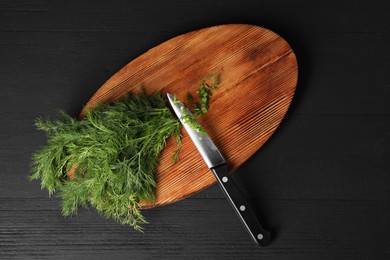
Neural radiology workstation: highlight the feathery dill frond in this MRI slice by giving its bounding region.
[31,92,181,230]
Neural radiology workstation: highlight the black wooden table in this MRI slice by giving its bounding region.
[1,1,389,259]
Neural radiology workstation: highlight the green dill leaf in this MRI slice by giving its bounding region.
[173,94,180,105]
[190,73,220,118]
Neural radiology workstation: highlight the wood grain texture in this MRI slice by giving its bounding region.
[77,24,298,208]
[2,198,389,259]
[2,0,389,259]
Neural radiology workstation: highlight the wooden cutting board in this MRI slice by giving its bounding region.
[79,24,298,209]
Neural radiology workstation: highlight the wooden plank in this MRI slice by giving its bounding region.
[1,198,389,259]
[1,0,389,33]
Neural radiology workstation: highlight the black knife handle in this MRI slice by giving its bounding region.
[211,164,271,246]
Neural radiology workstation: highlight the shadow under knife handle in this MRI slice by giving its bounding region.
[210,164,271,246]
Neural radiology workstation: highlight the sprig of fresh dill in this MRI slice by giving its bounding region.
[30,92,181,231]
[179,73,220,135]
[188,73,220,117]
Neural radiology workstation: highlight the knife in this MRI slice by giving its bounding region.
[167,93,271,246]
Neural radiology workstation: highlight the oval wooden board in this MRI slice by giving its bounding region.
[80,24,298,209]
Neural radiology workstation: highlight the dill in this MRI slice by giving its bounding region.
[177,73,220,135]
[30,73,219,231]
[192,73,220,117]
[30,92,181,231]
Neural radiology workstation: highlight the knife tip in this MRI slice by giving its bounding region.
[166,93,174,103]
